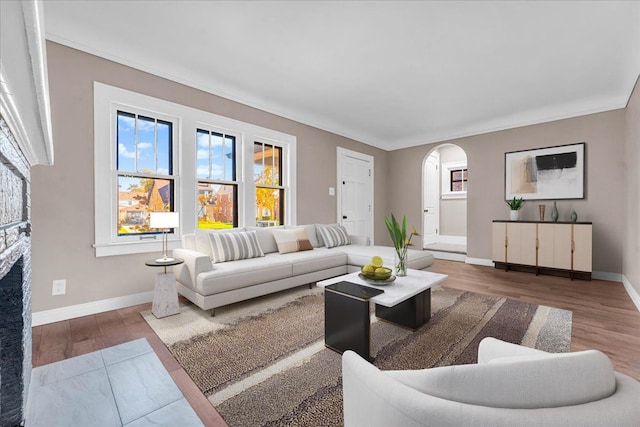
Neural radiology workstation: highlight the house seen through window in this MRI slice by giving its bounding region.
[450,167,468,192]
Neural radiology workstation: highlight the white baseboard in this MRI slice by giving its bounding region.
[430,251,466,262]
[438,235,467,245]
[465,257,494,267]
[592,271,622,282]
[622,275,640,312]
[32,291,154,326]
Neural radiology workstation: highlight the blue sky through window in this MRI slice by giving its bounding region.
[117,111,172,175]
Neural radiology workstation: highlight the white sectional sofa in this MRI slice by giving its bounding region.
[173,224,434,315]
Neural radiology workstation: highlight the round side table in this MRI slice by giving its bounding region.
[145,258,184,318]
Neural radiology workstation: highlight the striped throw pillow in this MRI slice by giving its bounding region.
[317,224,350,248]
[207,230,264,263]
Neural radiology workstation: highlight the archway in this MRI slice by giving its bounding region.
[421,144,468,260]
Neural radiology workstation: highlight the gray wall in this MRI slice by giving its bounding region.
[438,145,467,237]
[32,42,388,312]
[388,110,626,273]
[34,41,635,314]
[624,76,640,298]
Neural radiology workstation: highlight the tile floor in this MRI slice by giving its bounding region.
[26,338,204,427]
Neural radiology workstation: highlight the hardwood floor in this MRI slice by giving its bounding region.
[32,260,640,426]
[430,260,640,379]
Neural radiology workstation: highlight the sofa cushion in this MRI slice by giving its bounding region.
[272,228,313,254]
[181,233,198,251]
[266,247,347,275]
[247,226,284,254]
[196,256,293,294]
[317,224,350,248]
[285,224,322,248]
[208,230,264,263]
[387,349,616,409]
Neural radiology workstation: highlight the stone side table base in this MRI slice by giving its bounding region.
[152,272,180,318]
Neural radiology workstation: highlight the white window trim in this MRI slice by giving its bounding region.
[441,161,467,200]
[94,82,296,257]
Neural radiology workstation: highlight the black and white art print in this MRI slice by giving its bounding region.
[505,143,585,200]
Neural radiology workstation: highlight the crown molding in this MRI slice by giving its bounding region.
[0,0,53,166]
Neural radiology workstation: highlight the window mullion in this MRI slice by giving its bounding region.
[222,133,226,182]
[134,113,138,172]
[154,118,158,173]
[208,132,212,179]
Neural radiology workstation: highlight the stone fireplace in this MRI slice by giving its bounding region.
[0,116,32,426]
[1,1,53,424]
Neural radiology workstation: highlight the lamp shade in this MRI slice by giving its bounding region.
[150,212,179,229]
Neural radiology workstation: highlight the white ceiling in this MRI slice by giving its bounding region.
[43,1,640,151]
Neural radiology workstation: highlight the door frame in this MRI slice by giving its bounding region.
[337,147,374,243]
[422,144,469,250]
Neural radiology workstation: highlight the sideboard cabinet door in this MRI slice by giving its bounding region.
[492,222,506,262]
[553,224,572,270]
[572,224,592,272]
[537,223,555,268]
[507,222,537,266]
[538,223,571,270]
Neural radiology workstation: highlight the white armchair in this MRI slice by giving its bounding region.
[342,337,640,427]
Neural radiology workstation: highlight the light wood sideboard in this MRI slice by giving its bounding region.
[492,220,592,280]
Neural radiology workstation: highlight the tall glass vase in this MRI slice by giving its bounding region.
[395,249,408,277]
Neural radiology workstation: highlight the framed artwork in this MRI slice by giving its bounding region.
[505,142,585,200]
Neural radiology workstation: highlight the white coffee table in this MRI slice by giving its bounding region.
[317,269,448,360]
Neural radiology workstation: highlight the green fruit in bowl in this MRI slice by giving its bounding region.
[362,264,391,279]
[362,264,375,274]
[373,267,392,279]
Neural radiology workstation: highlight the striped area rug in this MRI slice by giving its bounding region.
[142,285,571,427]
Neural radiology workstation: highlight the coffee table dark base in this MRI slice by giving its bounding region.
[375,289,431,330]
[324,288,372,361]
[324,287,432,361]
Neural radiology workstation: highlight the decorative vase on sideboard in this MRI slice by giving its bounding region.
[570,210,578,222]
[510,210,520,221]
[551,201,559,222]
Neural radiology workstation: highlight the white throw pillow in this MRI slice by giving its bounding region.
[285,224,322,248]
[317,224,350,248]
[272,228,314,254]
[207,230,264,263]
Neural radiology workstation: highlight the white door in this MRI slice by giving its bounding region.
[337,148,373,242]
[423,151,439,246]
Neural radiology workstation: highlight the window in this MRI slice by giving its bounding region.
[116,111,175,236]
[441,161,467,199]
[94,82,296,256]
[254,142,284,227]
[450,167,467,192]
[196,129,238,229]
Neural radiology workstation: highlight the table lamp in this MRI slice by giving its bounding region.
[149,212,179,262]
